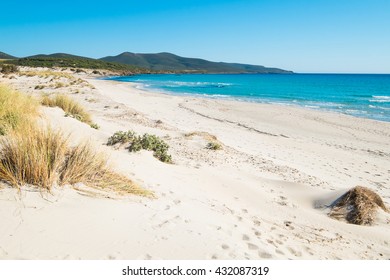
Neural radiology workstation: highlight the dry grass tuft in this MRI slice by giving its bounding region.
[185,131,223,150]
[0,126,151,196]
[0,84,148,197]
[185,131,218,142]
[0,126,68,190]
[60,142,150,195]
[329,186,388,225]
[0,84,38,135]
[20,71,74,79]
[41,94,92,124]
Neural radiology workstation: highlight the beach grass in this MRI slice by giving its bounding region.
[0,84,38,135]
[20,70,74,79]
[0,126,68,190]
[41,94,92,125]
[60,141,150,196]
[0,126,151,196]
[0,83,150,196]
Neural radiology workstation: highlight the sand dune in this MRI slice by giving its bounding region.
[0,68,389,259]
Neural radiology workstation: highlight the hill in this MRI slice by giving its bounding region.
[26,53,91,60]
[2,55,150,74]
[100,52,292,74]
[0,51,17,59]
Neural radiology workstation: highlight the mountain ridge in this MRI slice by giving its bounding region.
[100,52,292,74]
[1,51,292,74]
[0,51,17,59]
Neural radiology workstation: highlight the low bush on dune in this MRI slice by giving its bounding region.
[107,130,136,146]
[206,141,222,150]
[107,130,172,163]
[329,186,388,225]
[130,134,172,163]
[0,84,38,135]
[41,94,92,125]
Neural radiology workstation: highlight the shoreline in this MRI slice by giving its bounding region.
[105,74,390,124]
[1,69,389,259]
[106,77,390,126]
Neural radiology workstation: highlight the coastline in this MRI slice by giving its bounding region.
[106,73,390,123]
[0,69,389,259]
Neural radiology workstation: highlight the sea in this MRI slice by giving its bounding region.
[108,74,390,122]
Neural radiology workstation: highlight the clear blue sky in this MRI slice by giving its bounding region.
[1,0,389,73]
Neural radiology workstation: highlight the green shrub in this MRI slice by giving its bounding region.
[206,142,222,150]
[90,123,100,130]
[108,131,172,163]
[107,130,136,146]
[130,133,172,163]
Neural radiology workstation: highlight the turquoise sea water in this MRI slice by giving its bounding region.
[109,74,390,122]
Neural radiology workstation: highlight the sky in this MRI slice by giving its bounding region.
[1,0,389,73]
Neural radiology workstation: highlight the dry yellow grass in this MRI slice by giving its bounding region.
[20,70,74,79]
[329,186,388,225]
[185,131,224,150]
[185,131,218,142]
[0,84,38,135]
[0,126,68,190]
[0,84,149,197]
[41,94,92,124]
[0,125,151,196]
[60,142,151,196]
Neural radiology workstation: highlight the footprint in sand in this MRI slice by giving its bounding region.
[242,234,250,241]
[275,249,285,255]
[252,219,261,226]
[247,243,259,250]
[284,221,294,229]
[253,229,261,237]
[221,244,229,250]
[275,239,283,245]
[287,247,302,257]
[258,251,273,259]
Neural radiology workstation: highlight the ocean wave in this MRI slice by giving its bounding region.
[163,81,233,88]
[370,95,390,103]
[368,105,390,110]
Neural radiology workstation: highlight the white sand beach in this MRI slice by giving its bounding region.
[0,69,389,259]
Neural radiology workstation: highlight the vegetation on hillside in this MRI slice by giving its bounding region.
[1,57,151,74]
[0,51,16,59]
